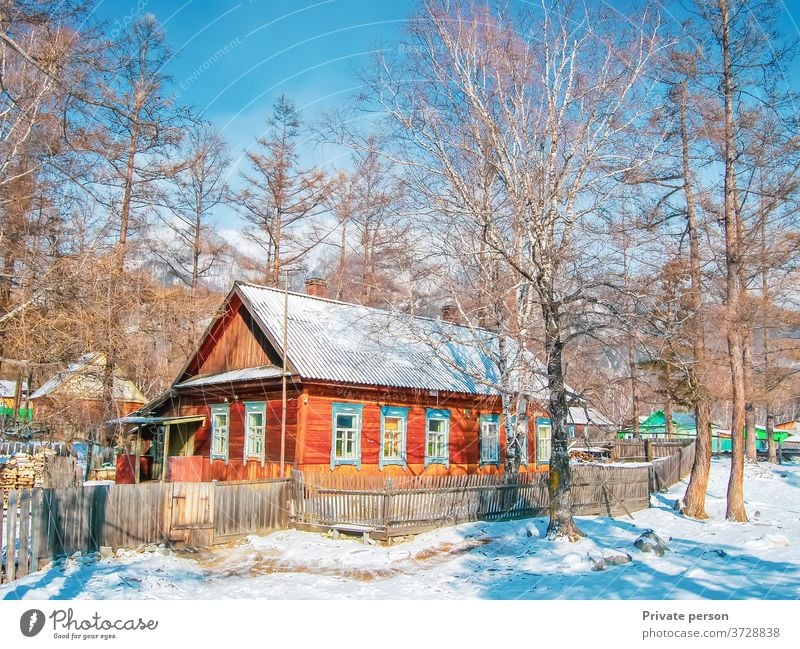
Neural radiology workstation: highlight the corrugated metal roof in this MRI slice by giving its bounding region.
[236,283,548,398]
[568,407,614,426]
[29,353,147,403]
[176,366,286,388]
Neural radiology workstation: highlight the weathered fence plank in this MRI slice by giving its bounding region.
[5,490,18,582]
[17,489,30,578]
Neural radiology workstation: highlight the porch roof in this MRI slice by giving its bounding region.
[108,415,205,425]
[174,365,287,389]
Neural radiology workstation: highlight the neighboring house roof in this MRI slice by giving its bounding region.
[567,406,614,427]
[640,410,697,432]
[0,379,28,399]
[641,410,791,443]
[179,282,552,399]
[29,353,147,404]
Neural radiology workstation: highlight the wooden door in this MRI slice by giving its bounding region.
[166,482,214,548]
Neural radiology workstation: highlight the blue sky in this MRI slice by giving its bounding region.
[88,0,800,233]
[92,1,417,160]
[87,0,420,230]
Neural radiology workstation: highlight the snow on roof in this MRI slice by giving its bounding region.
[176,366,286,388]
[568,407,614,427]
[235,283,550,398]
[29,353,147,403]
[0,379,27,398]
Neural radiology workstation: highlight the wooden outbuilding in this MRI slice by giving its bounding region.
[116,281,559,483]
[28,352,146,440]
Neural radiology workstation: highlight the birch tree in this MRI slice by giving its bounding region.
[356,0,661,539]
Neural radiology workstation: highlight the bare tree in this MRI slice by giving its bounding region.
[325,142,412,306]
[71,13,186,271]
[152,122,230,292]
[675,80,714,518]
[354,0,661,539]
[235,95,333,286]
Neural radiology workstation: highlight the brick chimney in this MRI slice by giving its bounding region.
[305,277,328,298]
[441,303,458,323]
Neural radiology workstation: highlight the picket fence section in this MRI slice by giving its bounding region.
[1,479,289,584]
[650,442,696,492]
[611,439,694,462]
[291,463,653,539]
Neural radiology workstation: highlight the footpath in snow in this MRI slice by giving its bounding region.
[2,457,799,600]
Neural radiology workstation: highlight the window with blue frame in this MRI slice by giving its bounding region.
[479,414,500,465]
[331,403,363,469]
[210,404,230,462]
[380,406,408,469]
[536,417,552,464]
[244,401,266,461]
[425,408,450,467]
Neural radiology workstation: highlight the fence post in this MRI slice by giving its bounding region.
[383,478,393,529]
[644,439,653,462]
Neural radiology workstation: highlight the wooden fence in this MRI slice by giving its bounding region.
[611,438,694,462]
[650,441,696,492]
[2,443,696,583]
[1,479,289,584]
[0,441,70,456]
[291,463,652,540]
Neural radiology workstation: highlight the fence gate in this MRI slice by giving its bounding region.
[166,482,214,548]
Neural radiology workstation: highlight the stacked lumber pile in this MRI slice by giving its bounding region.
[14,453,35,489]
[1,449,60,504]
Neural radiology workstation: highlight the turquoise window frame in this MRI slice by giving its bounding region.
[536,417,552,464]
[331,403,363,470]
[244,401,266,462]
[425,408,450,468]
[210,404,230,462]
[380,406,409,469]
[479,414,501,466]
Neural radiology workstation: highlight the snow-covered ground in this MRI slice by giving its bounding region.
[2,457,799,600]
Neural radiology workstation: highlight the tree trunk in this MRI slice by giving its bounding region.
[761,192,776,464]
[623,239,640,439]
[765,413,777,464]
[743,323,758,462]
[543,301,583,541]
[272,210,282,287]
[628,337,640,438]
[192,200,201,292]
[337,217,347,299]
[679,82,713,519]
[502,393,524,475]
[664,398,673,439]
[117,108,141,273]
[719,0,748,522]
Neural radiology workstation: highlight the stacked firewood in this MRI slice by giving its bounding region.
[569,449,600,463]
[33,450,54,488]
[14,453,35,489]
[1,458,16,508]
[0,449,59,502]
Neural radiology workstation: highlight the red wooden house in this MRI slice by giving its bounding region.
[116,281,556,483]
